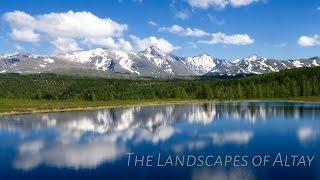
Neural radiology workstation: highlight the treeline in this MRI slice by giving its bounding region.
[0,67,320,101]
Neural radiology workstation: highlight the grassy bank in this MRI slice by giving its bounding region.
[1,97,320,115]
[0,99,216,115]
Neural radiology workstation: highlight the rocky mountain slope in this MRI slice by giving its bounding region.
[1,46,319,77]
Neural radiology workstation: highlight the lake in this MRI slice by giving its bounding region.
[0,102,319,180]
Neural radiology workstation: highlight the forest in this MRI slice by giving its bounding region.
[0,66,319,101]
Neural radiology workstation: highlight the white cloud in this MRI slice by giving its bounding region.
[3,11,36,29]
[83,37,133,52]
[187,0,229,9]
[130,35,180,53]
[35,11,127,38]
[11,28,40,42]
[159,24,209,37]
[51,37,81,53]
[148,20,158,26]
[297,35,320,47]
[175,11,189,20]
[207,14,225,25]
[200,32,254,45]
[187,0,262,9]
[3,11,130,52]
[230,0,261,7]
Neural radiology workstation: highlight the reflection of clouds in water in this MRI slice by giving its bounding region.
[13,130,130,170]
[172,131,253,153]
[192,167,255,180]
[0,104,218,134]
[0,102,319,171]
[1,103,319,135]
[297,126,318,143]
[18,140,44,154]
[172,140,207,154]
[134,126,176,144]
[208,131,253,145]
[57,129,83,144]
[13,125,177,170]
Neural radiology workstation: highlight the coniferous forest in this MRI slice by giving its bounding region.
[0,66,319,101]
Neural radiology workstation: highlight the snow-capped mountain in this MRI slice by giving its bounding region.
[183,54,219,75]
[1,47,320,77]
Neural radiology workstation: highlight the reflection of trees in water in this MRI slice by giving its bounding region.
[0,102,319,171]
[192,167,255,180]
[0,102,319,133]
[216,102,320,123]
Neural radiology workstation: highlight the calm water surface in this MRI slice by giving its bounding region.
[0,102,320,180]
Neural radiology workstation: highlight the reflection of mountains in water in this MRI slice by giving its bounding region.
[1,102,320,133]
[2,102,320,171]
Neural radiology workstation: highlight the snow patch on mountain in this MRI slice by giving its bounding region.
[43,58,55,63]
[1,47,320,77]
[293,60,304,67]
[312,60,319,66]
[184,54,217,75]
[59,48,106,63]
[139,46,174,75]
[111,50,140,75]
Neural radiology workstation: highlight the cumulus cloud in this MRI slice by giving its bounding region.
[11,28,40,42]
[148,20,158,26]
[175,11,189,20]
[297,35,320,47]
[187,0,262,9]
[3,11,36,29]
[35,11,127,38]
[199,32,254,45]
[159,24,209,37]
[130,35,180,53]
[230,0,261,7]
[3,11,131,52]
[50,37,81,53]
[83,37,133,52]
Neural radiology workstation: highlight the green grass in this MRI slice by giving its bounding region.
[1,96,320,115]
[0,99,216,115]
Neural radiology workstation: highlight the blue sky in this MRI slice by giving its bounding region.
[1,0,320,60]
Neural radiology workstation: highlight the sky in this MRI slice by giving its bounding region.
[0,0,320,60]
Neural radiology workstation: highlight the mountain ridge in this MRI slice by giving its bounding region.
[1,46,320,77]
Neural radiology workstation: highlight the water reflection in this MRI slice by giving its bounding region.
[192,167,256,180]
[13,132,128,170]
[1,102,319,133]
[0,102,319,177]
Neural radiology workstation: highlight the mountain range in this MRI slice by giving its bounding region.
[1,46,320,77]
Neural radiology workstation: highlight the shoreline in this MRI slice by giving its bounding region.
[1,97,320,116]
[1,99,216,116]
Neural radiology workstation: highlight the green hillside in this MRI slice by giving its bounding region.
[0,66,319,101]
